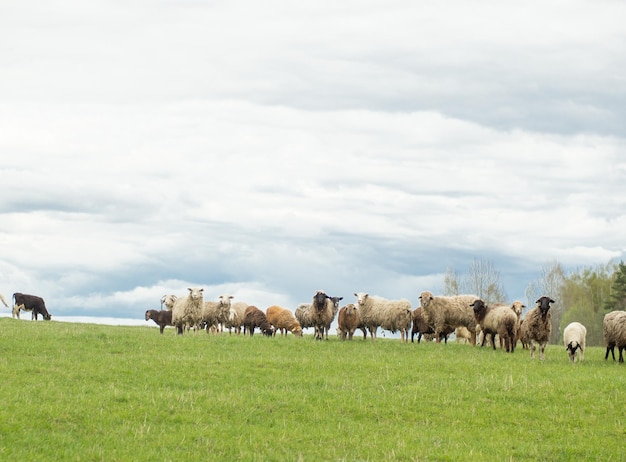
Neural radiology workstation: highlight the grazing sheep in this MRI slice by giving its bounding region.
[171,287,205,335]
[603,311,626,362]
[294,303,315,332]
[418,291,479,345]
[201,294,234,334]
[243,305,274,336]
[563,322,586,363]
[353,292,413,342]
[223,300,249,334]
[519,296,554,360]
[471,299,518,353]
[160,294,178,310]
[266,305,303,337]
[337,304,360,340]
[410,307,450,343]
[145,309,173,334]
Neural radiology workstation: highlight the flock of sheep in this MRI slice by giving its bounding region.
[140,287,626,364]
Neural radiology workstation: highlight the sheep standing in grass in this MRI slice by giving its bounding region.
[171,287,205,335]
[337,304,360,340]
[354,292,412,342]
[418,291,478,345]
[266,305,303,337]
[603,311,626,362]
[563,322,586,363]
[243,305,274,336]
[471,299,518,353]
[410,307,453,343]
[202,294,234,334]
[223,300,249,334]
[145,309,173,334]
[455,326,472,344]
[308,290,337,340]
[294,303,315,333]
[519,296,554,360]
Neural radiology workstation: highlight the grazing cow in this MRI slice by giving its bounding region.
[12,293,51,320]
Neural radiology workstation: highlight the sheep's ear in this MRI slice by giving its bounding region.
[550,298,555,303]
[338,297,343,301]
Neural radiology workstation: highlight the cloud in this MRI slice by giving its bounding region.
[1,1,625,320]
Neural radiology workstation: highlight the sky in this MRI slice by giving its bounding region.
[1,0,625,323]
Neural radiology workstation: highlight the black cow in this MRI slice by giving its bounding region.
[12,292,51,320]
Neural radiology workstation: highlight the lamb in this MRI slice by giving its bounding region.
[337,304,360,340]
[603,311,626,362]
[202,294,234,334]
[471,299,518,353]
[160,294,178,310]
[563,321,586,363]
[266,305,303,337]
[418,291,479,345]
[455,326,472,344]
[510,300,526,349]
[223,300,249,334]
[171,287,205,335]
[145,309,173,334]
[519,296,554,360]
[353,292,413,342]
[243,305,274,336]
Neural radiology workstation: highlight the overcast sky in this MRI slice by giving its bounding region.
[1,0,625,321]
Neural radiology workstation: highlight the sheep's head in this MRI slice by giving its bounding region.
[536,296,554,317]
[161,294,177,310]
[313,290,329,311]
[419,291,434,309]
[188,287,204,301]
[470,299,487,321]
[566,341,580,362]
[354,292,369,307]
[510,301,525,318]
[293,326,303,337]
[218,294,234,308]
[330,296,343,309]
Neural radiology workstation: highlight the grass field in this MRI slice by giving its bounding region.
[1,318,625,461]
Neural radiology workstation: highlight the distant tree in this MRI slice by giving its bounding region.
[462,258,506,305]
[442,267,461,296]
[558,263,614,346]
[525,260,566,344]
[604,260,626,312]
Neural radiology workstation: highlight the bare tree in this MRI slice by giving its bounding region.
[462,258,507,305]
[442,267,461,296]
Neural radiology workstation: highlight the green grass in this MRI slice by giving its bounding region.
[1,318,625,461]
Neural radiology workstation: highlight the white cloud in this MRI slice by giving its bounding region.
[1,1,625,320]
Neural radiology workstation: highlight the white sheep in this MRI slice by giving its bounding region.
[171,287,205,335]
[470,299,518,353]
[455,326,472,344]
[519,296,554,360]
[160,294,178,310]
[603,311,626,362]
[201,294,234,334]
[353,292,413,342]
[563,321,586,363]
[294,303,315,333]
[418,291,479,345]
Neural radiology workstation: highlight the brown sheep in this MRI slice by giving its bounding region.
[243,305,274,337]
[337,304,360,340]
[410,307,453,343]
[145,309,173,334]
[266,305,303,337]
[520,296,554,360]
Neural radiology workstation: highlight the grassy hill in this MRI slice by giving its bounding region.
[1,318,624,461]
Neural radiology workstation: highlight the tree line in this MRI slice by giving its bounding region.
[442,258,626,346]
